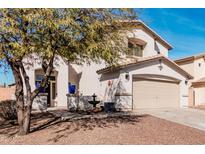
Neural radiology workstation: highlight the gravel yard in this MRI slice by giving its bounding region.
[0,111,205,145]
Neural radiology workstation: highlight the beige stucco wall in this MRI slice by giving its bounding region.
[77,62,106,99]
[99,59,190,108]
[56,59,69,106]
[176,61,194,78]
[99,71,121,102]
[177,57,205,106]
[127,29,169,57]
[193,58,205,81]
[192,58,205,106]
[23,54,68,107]
[177,57,205,81]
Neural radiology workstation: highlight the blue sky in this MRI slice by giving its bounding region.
[1,8,205,85]
[139,8,205,59]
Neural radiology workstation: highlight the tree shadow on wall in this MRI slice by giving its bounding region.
[105,79,127,102]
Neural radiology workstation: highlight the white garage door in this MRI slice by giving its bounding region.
[133,78,179,109]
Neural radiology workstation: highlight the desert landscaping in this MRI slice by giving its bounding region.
[0,110,205,145]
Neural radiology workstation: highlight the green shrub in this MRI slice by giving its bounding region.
[0,100,17,120]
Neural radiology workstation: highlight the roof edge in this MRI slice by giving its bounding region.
[121,20,173,50]
[97,55,193,79]
[175,52,205,64]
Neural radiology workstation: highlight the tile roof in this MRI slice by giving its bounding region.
[175,52,205,64]
[96,54,193,79]
[120,20,173,50]
[193,77,205,83]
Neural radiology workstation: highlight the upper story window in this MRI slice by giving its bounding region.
[128,38,147,57]
[128,42,143,57]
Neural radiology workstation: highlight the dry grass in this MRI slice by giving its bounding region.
[0,111,205,145]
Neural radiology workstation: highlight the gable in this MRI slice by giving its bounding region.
[126,28,169,57]
[97,55,193,80]
[121,20,172,50]
[121,58,192,81]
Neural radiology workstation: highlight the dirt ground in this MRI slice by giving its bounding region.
[0,111,205,145]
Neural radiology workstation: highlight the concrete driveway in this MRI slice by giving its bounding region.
[135,108,205,131]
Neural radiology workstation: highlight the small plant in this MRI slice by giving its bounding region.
[0,100,17,121]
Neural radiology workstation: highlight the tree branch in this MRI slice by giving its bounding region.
[19,61,32,102]
[31,51,56,100]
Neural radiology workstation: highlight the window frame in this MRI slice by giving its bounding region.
[128,42,143,57]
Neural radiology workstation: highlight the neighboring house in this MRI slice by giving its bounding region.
[22,20,193,110]
[175,53,205,107]
[0,84,16,101]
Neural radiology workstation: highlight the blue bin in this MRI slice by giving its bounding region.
[69,85,76,94]
[35,82,46,93]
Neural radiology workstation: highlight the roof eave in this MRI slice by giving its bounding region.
[121,20,173,50]
[174,56,195,64]
[175,53,205,64]
[97,56,194,80]
[138,20,173,50]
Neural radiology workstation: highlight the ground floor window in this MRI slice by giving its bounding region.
[35,75,56,93]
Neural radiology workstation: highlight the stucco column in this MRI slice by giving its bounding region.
[56,63,68,107]
[188,86,194,107]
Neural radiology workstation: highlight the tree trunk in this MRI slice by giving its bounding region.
[8,55,55,135]
[22,102,32,135]
[16,98,32,135]
[19,62,33,135]
[9,62,25,135]
[16,99,25,135]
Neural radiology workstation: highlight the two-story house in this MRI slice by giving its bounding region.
[175,53,205,108]
[23,20,193,110]
[96,20,193,110]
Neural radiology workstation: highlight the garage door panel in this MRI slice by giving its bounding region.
[133,78,179,109]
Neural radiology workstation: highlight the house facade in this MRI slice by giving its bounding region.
[23,55,69,109]
[22,20,193,110]
[175,53,205,107]
[95,21,193,110]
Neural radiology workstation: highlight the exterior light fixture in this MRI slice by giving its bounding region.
[185,79,188,85]
[125,73,130,80]
[158,59,163,70]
